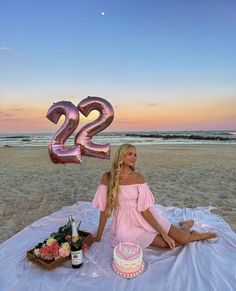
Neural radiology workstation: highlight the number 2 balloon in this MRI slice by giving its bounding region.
[46,97,114,164]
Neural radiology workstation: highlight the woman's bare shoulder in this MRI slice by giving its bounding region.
[101,172,110,186]
[131,172,145,184]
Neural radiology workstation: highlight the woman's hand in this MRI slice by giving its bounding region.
[162,233,175,249]
[141,209,176,249]
[92,235,101,242]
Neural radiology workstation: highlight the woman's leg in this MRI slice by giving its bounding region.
[151,222,192,248]
[188,230,217,242]
[179,220,194,228]
[151,224,217,248]
[150,235,170,248]
[169,224,216,244]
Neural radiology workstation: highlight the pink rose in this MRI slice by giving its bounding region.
[59,247,70,257]
[40,245,52,259]
[65,235,71,242]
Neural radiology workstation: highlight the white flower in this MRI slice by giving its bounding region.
[61,242,70,250]
[33,248,40,257]
[46,237,57,246]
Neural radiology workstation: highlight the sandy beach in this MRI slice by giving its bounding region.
[0,144,236,243]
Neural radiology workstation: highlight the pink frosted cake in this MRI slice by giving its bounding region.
[112,242,144,278]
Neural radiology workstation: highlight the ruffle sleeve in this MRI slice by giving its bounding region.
[137,183,155,212]
[92,184,108,211]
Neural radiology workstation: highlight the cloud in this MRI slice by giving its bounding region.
[10,108,23,111]
[0,111,12,117]
[222,113,236,119]
[0,117,22,121]
[115,117,147,123]
[147,103,159,106]
[0,46,11,52]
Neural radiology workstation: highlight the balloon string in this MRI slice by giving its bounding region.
[71,158,87,205]
[62,164,66,200]
[77,166,83,204]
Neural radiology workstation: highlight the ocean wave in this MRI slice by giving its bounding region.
[125,133,236,142]
[0,135,31,139]
[1,131,236,147]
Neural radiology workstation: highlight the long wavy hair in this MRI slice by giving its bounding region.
[105,144,135,217]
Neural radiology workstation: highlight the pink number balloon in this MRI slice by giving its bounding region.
[46,101,82,164]
[75,96,114,159]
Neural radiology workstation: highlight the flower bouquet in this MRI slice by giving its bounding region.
[26,217,93,270]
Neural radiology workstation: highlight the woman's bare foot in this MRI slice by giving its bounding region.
[190,230,217,242]
[179,219,194,228]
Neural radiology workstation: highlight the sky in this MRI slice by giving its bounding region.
[0,0,236,133]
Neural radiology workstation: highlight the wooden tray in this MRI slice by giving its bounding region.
[26,230,93,270]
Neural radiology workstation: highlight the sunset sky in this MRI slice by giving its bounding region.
[0,0,236,133]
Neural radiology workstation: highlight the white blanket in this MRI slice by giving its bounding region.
[0,202,235,291]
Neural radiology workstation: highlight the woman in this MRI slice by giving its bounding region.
[92,144,217,249]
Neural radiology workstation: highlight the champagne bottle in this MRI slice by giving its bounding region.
[71,218,83,268]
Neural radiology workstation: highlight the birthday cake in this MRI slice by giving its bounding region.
[112,242,144,278]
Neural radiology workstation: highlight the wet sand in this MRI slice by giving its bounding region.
[0,144,235,243]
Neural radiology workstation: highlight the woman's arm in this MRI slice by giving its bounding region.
[141,209,175,249]
[93,173,109,241]
[94,211,107,241]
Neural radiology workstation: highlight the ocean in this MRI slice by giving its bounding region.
[0,130,236,147]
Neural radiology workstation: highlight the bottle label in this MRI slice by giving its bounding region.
[71,250,83,265]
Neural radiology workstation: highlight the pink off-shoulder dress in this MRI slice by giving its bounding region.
[92,183,171,248]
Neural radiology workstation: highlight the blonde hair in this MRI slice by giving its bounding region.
[105,144,135,217]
